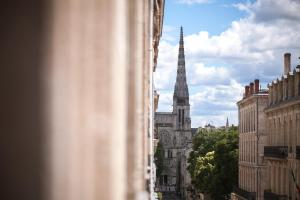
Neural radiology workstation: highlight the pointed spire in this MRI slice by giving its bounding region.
[174,26,189,102]
[178,26,185,64]
[180,26,184,47]
[226,117,229,127]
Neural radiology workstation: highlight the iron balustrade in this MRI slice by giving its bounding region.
[264,190,288,200]
[233,186,256,200]
[264,146,288,159]
[296,146,300,160]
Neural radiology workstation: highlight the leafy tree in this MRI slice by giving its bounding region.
[192,151,215,193]
[188,127,238,200]
[154,142,164,178]
[187,129,223,178]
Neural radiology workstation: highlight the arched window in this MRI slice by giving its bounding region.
[182,110,185,126]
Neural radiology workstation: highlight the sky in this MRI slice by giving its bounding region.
[154,0,300,128]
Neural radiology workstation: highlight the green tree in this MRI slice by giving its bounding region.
[188,127,238,200]
[187,129,223,178]
[192,151,215,193]
[154,142,164,178]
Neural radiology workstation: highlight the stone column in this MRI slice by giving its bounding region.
[43,1,134,199]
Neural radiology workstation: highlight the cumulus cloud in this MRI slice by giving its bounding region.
[154,41,178,90]
[155,0,300,127]
[235,0,300,22]
[189,80,244,126]
[188,63,232,86]
[190,80,244,113]
[155,91,173,112]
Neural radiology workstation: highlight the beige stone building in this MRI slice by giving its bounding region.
[233,53,300,200]
[1,0,165,200]
[233,80,269,200]
[264,53,300,200]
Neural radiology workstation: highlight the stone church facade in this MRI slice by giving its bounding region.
[155,27,192,198]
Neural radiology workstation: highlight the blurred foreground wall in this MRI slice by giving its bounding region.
[0,0,164,199]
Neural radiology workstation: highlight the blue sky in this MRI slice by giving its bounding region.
[163,0,250,38]
[154,0,300,127]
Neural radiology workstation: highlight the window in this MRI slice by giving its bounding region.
[182,110,184,126]
[168,150,172,158]
[164,175,168,185]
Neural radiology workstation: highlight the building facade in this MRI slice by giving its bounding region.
[155,27,192,198]
[233,80,269,200]
[264,53,300,200]
[1,0,165,200]
[233,53,300,200]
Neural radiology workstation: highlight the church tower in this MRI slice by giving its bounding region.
[173,27,191,130]
[154,26,192,196]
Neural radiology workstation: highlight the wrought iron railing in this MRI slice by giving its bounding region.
[296,146,300,160]
[264,146,288,159]
[264,190,288,200]
[233,186,256,200]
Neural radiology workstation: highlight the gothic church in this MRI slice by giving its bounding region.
[155,27,192,197]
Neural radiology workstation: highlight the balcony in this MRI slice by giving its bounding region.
[233,186,256,200]
[264,146,288,159]
[297,146,300,160]
[264,190,288,200]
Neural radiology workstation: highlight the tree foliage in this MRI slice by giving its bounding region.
[187,127,238,200]
[192,151,215,192]
[154,141,164,177]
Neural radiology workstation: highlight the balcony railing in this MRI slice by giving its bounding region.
[264,146,288,159]
[233,186,256,200]
[264,190,288,200]
[297,146,300,160]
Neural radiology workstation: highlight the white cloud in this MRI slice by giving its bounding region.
[155,0,300,127]
[176,0,212,5]
[189,80,244,115]
[156,91,173,112]
[188,63,232,85]
[154,41,178,90]
[235,0,300,22]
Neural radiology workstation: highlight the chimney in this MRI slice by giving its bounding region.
[245,86,250,98]
[254,79,259,93]
[284,53,291,75]
[249,82,254,95]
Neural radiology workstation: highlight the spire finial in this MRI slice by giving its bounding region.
[180,26,184,46]
[178,26,184,59]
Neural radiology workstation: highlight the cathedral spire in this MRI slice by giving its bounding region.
[178,26,185,65]
[226,117,229,127]
[179,26,184,49]
[174,26,189,102]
